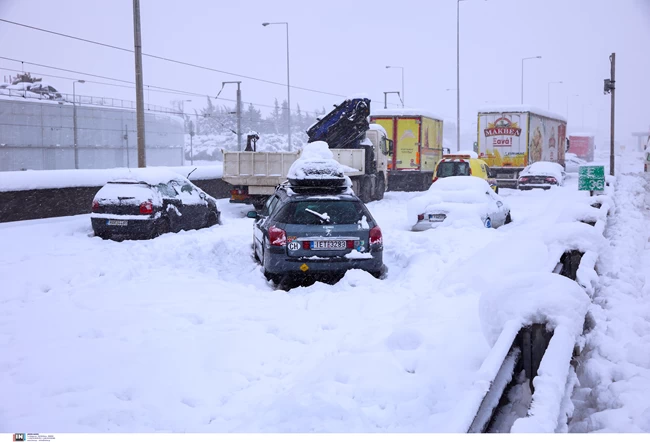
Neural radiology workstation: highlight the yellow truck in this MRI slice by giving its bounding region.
[370,109,444,191]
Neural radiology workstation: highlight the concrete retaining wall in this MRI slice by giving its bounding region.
[0,178,233,223]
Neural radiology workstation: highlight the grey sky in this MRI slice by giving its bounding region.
[1,0,648,146]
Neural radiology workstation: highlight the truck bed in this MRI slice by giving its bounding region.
[222,149,365,187]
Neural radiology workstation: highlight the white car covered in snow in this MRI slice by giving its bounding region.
[564,153,587,173]
[408,176,512,231]
[517,161,566,190]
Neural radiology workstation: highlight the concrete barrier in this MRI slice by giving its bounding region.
[0,178,233,223]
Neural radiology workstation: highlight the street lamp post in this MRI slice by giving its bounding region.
[386,66,404,107]
[521,55,542,104]
[72,79,85,169]
[547,81,563,110]
[263,22,291,150]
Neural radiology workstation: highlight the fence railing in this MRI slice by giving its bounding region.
[0,87,179,115]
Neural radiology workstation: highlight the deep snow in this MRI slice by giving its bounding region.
[0,167,628,432]
[569,150,650,432]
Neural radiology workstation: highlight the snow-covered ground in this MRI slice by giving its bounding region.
[0,158,642,432]
[569,150,650,432]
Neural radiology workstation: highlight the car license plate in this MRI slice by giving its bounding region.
[311,240,346,250]
[429,214,446,221]
[106,219,128,226]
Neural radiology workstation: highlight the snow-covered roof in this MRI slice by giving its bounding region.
[371,108,444,122]
[0,164,223,192]
[477,105,567,123]
[446,150,478,159]
[368,123,387,137]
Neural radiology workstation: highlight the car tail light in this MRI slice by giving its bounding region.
[545,177,557,184]
[92,200,99,211]
[269,226,287,246]
[346,240,355,249]
[139,200,154,215]
[417,213,424,221]
[369,226,383,246]
[645,164,648,172]
[302,241,311,250]
[519,177,529,182]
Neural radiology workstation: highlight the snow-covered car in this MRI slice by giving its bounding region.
[517,161,566,190]
[564,153,587,173]
[248,141,387,286]
[408,176,512,231]
[91,171,221,240]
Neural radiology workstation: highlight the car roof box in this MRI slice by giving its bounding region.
[288,177,348,195]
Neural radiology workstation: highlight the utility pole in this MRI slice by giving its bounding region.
[132,0,147,168]
[383,91,401,109]
[124,124,129,168]
[222,81,242,151]
[604,53,616,176]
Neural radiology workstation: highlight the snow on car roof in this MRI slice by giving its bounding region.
[477,105,567,123]
[524,161,564,174]
[429,175,491,192]
[107,168,188,186]
[444,150,478,159]
[371,107,444,122]
[287,141,348,180]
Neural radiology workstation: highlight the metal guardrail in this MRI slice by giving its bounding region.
[0,88,178,115]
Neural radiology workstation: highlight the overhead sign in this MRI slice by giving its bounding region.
[578,165,605,192]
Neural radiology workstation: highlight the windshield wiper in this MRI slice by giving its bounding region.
[305,208,331,223]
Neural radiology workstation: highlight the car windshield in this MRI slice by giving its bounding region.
[437,161,470,178]
[275,200,368,225]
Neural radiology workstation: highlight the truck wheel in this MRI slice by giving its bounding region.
[359,175,373,203]
[374,173,385,201]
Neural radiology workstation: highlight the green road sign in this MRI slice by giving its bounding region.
[578,165,605,191]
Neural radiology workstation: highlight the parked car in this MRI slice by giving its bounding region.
[433,151,499,193]
[517,161,566,190]
[564,153,587,173]
[91,171,221,240]
[247,143,387,286]
[408,176,512,231]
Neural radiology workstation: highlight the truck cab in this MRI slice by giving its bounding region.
[433,152,498,193]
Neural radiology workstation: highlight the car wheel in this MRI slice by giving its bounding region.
[206,211,219,227]
[484,217,492,228]
[154,217,171,238]
[505,212,512,224]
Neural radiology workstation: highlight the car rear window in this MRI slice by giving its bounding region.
[437,161,470,178]
[275,200,369,225]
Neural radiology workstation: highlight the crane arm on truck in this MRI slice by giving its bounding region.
[306,98,371,149]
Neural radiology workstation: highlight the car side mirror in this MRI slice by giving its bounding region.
[246,211,259,219]
[200,192,206,199]
[497,201,503,207]
[387,139,394,156]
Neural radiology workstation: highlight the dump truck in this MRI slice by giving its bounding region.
[370,109,444,191]
[568,133,595,162]
[476,106,568,188]
[222,97,393,208]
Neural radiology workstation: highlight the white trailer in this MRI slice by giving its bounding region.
[476,105,568,188]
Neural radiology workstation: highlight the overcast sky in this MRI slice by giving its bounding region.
[1,0,648,146]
